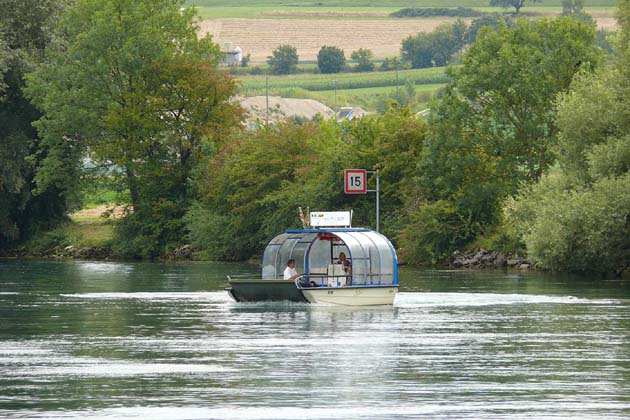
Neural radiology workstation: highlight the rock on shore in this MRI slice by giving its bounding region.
[445,249,532,270]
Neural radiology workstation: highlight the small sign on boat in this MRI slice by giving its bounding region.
[344,169,367,194]
[310,211,352,228]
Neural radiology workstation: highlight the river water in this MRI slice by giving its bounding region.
[0,260,628,419]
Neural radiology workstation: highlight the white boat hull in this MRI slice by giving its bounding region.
[301,286,398,306]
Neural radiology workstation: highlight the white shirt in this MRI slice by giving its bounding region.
[283,266,298,280]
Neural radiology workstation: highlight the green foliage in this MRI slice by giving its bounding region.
[401,20,467,68]
[379,57,401,72]
[267,44,299,75]
[26,0,241,258]
[317,45,346,74]
[399,16,601,264]
[449,17,600,182]
[391,7,483,18]
[189,108,427,260]
[189,121,345,260]
[350,48,374,72]
[465,14,511,44]
[505,0,630,276]
[489,0,541,14]
[555,70,628,183]
[239,67,448,94]
[562,0,584,15]
[0,0,72,249]
[113,197,187,259]
[506,173,630,275]
[399,200,479,264]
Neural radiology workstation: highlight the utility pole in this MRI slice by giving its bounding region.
[333,79,338,111]
[265,76,269,127]
[395,60,399,94]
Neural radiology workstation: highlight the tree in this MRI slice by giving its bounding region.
[0,0,71,249]
[399,17,601,264]
[26,0,241,258]
[489,0,541,15]
[188,121,345,260]
[504,1,630,276]
[401,20,467,69]
[350,48,374,72]
[317,45,346,74]
[562,0,584,15]
[188,108,428,260]
[267,44,299,75]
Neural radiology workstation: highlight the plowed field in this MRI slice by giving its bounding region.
[198,18,461,63]
[199,15,617,64]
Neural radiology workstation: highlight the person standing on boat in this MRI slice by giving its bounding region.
[283,259,300,280]
[338,252,352,275]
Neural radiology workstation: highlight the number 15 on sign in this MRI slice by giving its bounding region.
[344,169,367,194]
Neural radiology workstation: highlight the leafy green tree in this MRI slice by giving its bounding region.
[27,0,241,258]
[188,121,345,260]
[188,108,427,260]
[464,14,510,44]
[0,0,71,249]
[351,48,374,72]
[317,45,346,74]
[344,106,428,241]
[489,0,541,15]
[380,56,400,71]
[503,1,630,276]
[562,0,584,15]
[401,20,467,69]
[400,17,601,264]
[267,44,299,75]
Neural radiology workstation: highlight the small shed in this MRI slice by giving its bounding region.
[222,42,243,66]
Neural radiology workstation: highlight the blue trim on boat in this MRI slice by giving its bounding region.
[286,228,372,233]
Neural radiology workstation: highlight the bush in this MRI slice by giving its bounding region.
[351,48,375,72]
[112,198,187,259]
[399,200,479,265]
[505,173,630,276]
[391,7,483,18]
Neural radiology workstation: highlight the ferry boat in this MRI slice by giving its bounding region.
[226,211,398,306]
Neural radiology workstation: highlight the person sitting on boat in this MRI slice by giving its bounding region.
[338,252,352,275]
[285,259,317,287]
[283,259,300,280]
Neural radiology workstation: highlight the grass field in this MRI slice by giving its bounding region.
[237,67,448,93]
[237,68,447,110]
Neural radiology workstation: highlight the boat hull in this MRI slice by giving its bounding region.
[301,285,398,306]
[227,279,308,303]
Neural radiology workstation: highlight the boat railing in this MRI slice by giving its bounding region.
[226,274,262,281]
[295,274,395,289]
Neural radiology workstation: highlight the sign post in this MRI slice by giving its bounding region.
[344,169,380,232]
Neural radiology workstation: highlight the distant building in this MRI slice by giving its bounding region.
[221,42,243,67]
[337,106,368,123]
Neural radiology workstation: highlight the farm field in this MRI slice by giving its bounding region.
[191,0,618,111]
[198,17,469,62]
[196,9,616,62]
[237,68,447,111]
[237,67,448,93]
[187,0,617,8]
[305,83,445,110]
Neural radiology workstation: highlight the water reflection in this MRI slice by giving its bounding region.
[0,261,628,419]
